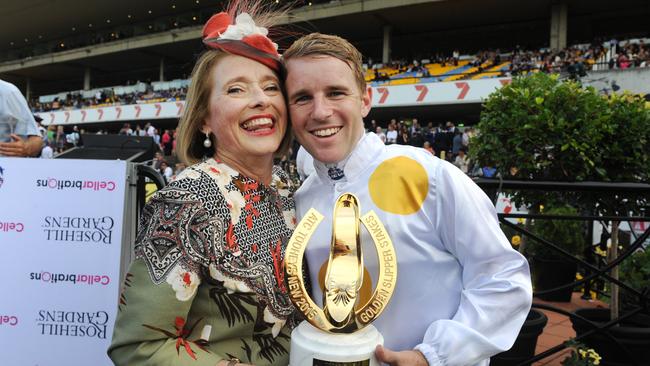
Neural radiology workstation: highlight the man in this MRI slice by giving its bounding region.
[284,33,532,366]
[145,122,156,137]
[385,123,397,145]
[67,125,80,147]
[432,123,447,159]
[0,79,43,157]
[40,141,54,159]
[374,126,386,144]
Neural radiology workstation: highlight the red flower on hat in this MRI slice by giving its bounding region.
[201,12,280,71]
[202,12,233,40]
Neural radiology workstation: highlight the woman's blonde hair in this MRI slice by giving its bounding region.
[176,49,293,166]
[176,50,223,166]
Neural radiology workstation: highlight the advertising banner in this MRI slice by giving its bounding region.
[36,78,513,126]
[370,78,511,107]
[0,157,127,366]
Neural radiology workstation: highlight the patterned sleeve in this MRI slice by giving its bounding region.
[108,185,226,366]
[272,165,297,219]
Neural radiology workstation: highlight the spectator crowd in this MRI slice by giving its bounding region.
[30,37,650,114]
[31,86,187,113]
[367,118,483,177]
[38,114,499,188]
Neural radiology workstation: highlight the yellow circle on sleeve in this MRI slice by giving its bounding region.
[368,156,428,215]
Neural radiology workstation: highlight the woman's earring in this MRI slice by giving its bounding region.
[203,132,212,148]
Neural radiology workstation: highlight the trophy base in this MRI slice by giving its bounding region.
[289,321,384,366]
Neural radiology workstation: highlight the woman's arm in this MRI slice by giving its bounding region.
[108,188,227,366]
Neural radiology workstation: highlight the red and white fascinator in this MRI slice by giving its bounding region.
[202,12,281,72]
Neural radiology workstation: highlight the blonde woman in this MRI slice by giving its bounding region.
[109,4,298,366]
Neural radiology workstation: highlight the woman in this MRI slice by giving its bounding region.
[396,125,409,145]
[55,125,65,153]
[109,6,298,366]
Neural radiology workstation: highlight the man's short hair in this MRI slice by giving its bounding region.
[283,33,366,93]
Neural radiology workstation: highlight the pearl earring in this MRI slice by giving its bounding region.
[203,132,212,148]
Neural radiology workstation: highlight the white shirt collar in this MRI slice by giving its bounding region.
[313,132,384,184]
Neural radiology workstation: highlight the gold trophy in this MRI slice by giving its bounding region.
[285,193,397,365]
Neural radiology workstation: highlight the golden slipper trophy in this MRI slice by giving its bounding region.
[285,193,397,365]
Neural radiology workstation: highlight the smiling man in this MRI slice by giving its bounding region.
[283,33,533,366]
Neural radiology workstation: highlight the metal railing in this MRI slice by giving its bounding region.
[475,178,650,366]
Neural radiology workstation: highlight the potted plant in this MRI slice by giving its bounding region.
[560,340,602,366]
[527,204,587,302]
[571,248,650,366]
[490,308,548,366]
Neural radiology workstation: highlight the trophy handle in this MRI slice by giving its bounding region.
[355,211,397,328]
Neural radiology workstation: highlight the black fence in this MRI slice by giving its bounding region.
[475,178,650,366]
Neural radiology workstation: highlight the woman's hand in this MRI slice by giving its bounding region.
[375,345,428,366]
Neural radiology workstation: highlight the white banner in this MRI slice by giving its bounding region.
[0,158,127,366]
[370,77,511,107]
[36,78,513,125]
[38,101,186,126]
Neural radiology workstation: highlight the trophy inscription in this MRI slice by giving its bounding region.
[285,193,397,365]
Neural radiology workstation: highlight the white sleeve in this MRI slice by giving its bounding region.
[6,86,39,137]
[414,162,532,365]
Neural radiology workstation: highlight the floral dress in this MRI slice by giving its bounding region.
[109,158,300,366]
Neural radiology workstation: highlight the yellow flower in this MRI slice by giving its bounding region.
[578,349,587,358]
[587,349,601,365]
[511,235,521,246]
[594,246,607,257]
[563,341,601,365]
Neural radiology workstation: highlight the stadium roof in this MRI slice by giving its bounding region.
[3,0,648,54]
[2,0,648,95]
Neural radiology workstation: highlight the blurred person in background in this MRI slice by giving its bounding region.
[396,125,410,145]
[454,147,469,174]
[161,129,172,156]
[40,141,54,159]
[375,126,386,143]
[385,123,397,144]
[452,129,463,158]
[55,125,66,153]
[0,79,43,157]
[67,125,80,147]
[423,140,435,155]
[46,125,55,144]
[158,160,173,183]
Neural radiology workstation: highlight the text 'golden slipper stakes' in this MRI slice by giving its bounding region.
[284,193,397,365]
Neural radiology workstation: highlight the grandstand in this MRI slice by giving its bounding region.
[2,0,649,126]
[3,2,650,366]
